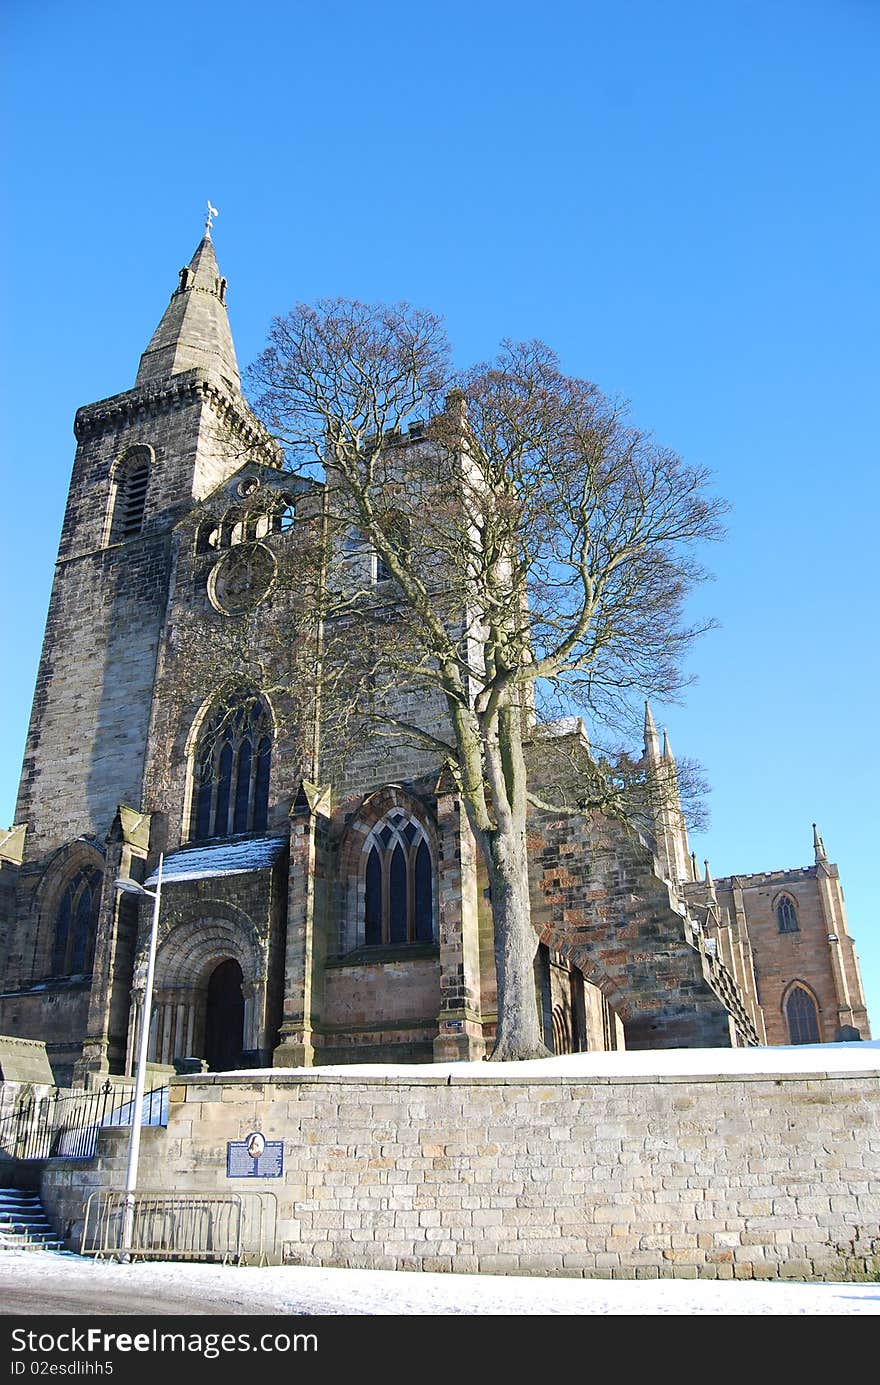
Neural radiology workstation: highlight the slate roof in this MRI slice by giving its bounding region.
[145,836,287,886]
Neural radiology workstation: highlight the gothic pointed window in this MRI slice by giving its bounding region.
[110,447,151,542]
[776,895,799,933]
[362,810,435,946]
[190,699,273,841]
[785,984,820,1045]
[52,865,103,976]
[374,514,410,584]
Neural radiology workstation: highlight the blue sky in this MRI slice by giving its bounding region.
[2,0,878,1024]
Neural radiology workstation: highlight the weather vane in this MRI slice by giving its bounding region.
[205,201,220,235]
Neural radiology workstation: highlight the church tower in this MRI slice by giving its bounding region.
[15,223,260,855]
[3,221,279,1078]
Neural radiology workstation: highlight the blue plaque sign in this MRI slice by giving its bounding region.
[226,1131,284,1178]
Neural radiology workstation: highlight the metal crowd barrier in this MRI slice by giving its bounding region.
[81,1189,278,1265]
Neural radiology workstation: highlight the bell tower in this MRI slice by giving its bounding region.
[15,222,270,856]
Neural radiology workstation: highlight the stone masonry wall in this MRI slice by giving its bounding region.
[15,542,168,855]
[0,983,91,1085]
[529,809,735,1048]
[40,1065,880,1280]
[319,956,441,1064]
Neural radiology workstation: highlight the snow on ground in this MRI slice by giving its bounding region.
[221,1039,880,1082]
[1,1249,878,1315]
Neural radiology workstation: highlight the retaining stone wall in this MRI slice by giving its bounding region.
[39,1065,880,1280]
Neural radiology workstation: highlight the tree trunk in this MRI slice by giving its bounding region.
[486,820,550,1061]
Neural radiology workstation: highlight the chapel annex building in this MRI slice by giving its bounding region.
[0,230,870,1084]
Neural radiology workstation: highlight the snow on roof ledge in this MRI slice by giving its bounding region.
[540,716,587,738]
[145,836,286,886]
[205,1039,880,1084]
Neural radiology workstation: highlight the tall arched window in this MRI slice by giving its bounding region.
[190,700,273,841]
[363,810,434,946]
[110,448,151,542]
[785,984,821,1045]
[52,866,103,976]
[776,895,799,933]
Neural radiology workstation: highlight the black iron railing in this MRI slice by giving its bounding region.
[0,1081,168,1160]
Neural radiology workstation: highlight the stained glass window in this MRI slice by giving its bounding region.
[190,700,273,840]
[362,811,434,946]
[786,986,820,1044]
[52,866,102,976]
[777,896,799,933]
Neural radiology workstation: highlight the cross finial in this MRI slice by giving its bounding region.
[205,201,220,236]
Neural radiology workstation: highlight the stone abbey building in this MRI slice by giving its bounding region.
[0,230,870,1084]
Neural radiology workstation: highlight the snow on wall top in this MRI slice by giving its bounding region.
[213,1039,880,1083]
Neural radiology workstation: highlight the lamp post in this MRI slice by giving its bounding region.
[114,853,163,1256]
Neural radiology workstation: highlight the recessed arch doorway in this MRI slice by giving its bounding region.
[204,958,245,1071]
[136,911,265,1073]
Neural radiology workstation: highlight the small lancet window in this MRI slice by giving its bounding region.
[190,699,273,841]
[375,552,393,583]
[222,510,245,547]
[776,896,798,934]
[111,449,151,542]
[271,496,296,533]
[52,865,103,976]
[362,811,434,946]
[373,515,410,584]
[785,985,820,1045]
[371,517,412,587]
[196,519,222,554]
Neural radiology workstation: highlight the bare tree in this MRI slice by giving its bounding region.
[245,302,726,1060]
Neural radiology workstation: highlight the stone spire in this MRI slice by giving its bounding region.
[135,228,241,391]
[643,701,661,765]
[813,822,829,867]
[643,705,691,889]
[704,858,715,898]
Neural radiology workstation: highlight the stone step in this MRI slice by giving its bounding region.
[1,1239,65,1252]
[0,1190,64,1254]
[1,1232,64,1245]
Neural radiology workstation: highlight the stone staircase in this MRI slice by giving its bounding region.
[0,1188,65,1252]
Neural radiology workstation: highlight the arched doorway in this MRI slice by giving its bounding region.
[143,913,266,1073]
[204,959,245,1071]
